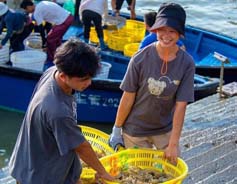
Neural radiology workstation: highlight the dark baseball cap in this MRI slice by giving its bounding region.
[150,2,186,36]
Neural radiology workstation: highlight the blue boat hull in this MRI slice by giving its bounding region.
[64,14,237,83]
[85,13,237,83]
[98,25,237,84]
[0,63,219,123]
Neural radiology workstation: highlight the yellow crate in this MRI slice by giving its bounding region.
[89,27,110,44]
[107,31,135,51]
[106,21,145,51]
[125,19,146,42]
[126,19,145,29]
[124,43,140,57]
[100,148,188,184]
[80,125,114,155]
[80,125,115,183]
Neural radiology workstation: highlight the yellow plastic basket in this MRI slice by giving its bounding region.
[80,125,115,183]
[125,19,146,42]
[89,27,111,44]
[100,148,188,184]
[124,43,140,57]
[126,19,145,29]
[80,125,114,155]
[106,20,145,51]
[107,31,135,51]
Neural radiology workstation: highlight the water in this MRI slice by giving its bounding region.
[1,0,237,182]
[118,0,237,38]
[0,108,113,183]
[0,109,23,184]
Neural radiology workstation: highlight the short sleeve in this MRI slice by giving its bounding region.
[120,57,140,92]
[176,59,195,102]
[50,117,86,156]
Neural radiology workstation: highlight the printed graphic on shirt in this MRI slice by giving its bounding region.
[148,76,180,98]
[72,100,77,120]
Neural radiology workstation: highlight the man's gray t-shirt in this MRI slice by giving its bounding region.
[9,66,86,184]
[121,43,195,136]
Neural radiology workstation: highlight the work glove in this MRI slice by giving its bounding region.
[109,125,125,151]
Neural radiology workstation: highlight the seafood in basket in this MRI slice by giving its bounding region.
[113,165,173,183]
[100,148,188,184]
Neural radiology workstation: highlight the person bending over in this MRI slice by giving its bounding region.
[9,38,114,184]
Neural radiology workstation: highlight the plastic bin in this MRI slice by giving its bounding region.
[125,19,146,42]
[124,43,139,57]
[10,50,46,72]
[107,31,135,51]
[94,61,112,79]
[80,125,115,183]
[24,33,42,50]
[0,32,9,64]
[89,27,110,44]
[80,125,114,155]
[100,148,188,184]
[0,44,9,64]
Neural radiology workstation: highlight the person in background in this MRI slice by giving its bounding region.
[20,0,73,63]
[9,38,114,184]
[20,0,52,49]
[74,0,81,23]
[109,2,195,164]
[139,11,185,50]
[0,2,33,52]
[6,0,22,10]
[79,0,108,49]
[111,0,136,19]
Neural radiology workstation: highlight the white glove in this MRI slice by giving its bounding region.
[108,125,124,151]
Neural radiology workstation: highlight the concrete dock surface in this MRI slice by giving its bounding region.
[181,93,237,184]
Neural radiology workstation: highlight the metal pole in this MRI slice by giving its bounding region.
[219,62,224,98]
[213,52,230,98]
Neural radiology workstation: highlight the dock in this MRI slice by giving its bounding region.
[181,93,237,183]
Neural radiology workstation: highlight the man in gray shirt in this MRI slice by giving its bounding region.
[9,38,114,184]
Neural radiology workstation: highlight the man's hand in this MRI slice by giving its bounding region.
[95,171,115,183]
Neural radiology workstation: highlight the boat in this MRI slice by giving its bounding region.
[64,14,237,84]
[0,59,219,123]
[0,14,223,124]
[94,14,237,84]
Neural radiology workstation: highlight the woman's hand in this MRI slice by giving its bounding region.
[164,144,180,165]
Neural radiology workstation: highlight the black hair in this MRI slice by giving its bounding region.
[54,38,100,78]
[144,11,157,27]
[20,0,34,9]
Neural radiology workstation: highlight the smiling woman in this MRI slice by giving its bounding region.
[108,2,195,166]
